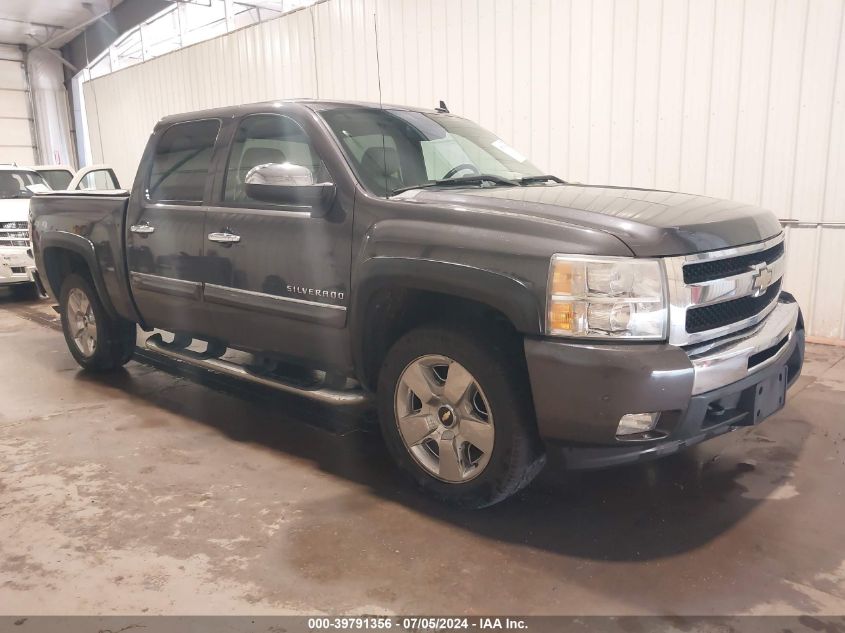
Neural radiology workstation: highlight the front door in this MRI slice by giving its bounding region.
[126,118,219,335]
[203,110,352,369]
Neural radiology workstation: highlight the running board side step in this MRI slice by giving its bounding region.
[144,334,370,406]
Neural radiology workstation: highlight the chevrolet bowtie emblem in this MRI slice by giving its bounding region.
[750,262,774,297]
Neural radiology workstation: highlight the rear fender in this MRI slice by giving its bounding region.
[40,231,118,318]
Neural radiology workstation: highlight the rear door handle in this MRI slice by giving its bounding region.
[208,232,241,244]
[130,223,155,234]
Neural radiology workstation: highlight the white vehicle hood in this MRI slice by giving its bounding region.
[0,199,30,224]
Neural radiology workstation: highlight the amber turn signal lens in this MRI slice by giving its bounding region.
[551,261,574,295]
[548,301,575,333]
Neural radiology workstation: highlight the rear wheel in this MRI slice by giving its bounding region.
[59,273,136,371]
[377,324,545,508]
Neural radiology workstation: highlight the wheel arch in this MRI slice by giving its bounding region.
[351,257,541,391]
[40,232,118,319]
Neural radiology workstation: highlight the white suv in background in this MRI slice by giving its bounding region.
[0,164,121,298]
[31,164,121,192]
[0,166,48,297]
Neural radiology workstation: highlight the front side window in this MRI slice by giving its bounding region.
[320,108,544,196]
[149,119,220,204]
[0,170,49,199]
[224,114,331,203]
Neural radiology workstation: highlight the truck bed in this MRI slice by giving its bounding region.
[30,189,138,323]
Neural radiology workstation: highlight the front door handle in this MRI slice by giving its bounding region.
[130,223,155,234]
[208,232,241,244]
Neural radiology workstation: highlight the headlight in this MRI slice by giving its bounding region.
[547,255,667,340]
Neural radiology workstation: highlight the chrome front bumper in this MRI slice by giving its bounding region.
[688,296,800,395]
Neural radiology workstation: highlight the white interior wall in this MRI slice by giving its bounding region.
[0,44,36,165]
[83,0,845,340]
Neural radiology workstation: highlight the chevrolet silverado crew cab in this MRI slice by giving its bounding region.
[1,165,50,296]
[30,100,805,508]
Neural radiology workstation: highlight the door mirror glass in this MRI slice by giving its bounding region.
[244,163,336,218]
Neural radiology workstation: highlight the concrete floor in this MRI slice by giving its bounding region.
[1,290,844,616]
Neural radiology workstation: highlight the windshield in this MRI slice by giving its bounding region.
[37,169,73,190]
[320,108,545,196]
[0,170,49,199]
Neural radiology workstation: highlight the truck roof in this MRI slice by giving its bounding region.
[156,99,442,128]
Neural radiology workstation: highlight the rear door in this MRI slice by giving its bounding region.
[202,109,353,369]
[125,118,219,335]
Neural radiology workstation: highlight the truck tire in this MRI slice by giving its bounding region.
[377,324,546,508]
[59,273,136,371]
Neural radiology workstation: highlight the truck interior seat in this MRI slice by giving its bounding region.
[359,146,403,194]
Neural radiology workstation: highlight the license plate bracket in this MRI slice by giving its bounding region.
[740,366,788,425]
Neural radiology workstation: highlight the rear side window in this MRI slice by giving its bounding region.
[149,119,220,204]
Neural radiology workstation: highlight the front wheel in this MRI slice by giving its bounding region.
[377,324,545,508]
[59,273,136,371]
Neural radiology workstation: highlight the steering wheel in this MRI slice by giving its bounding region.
[441,163,480,179]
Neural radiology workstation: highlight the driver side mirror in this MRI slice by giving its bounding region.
[244,163,336,218]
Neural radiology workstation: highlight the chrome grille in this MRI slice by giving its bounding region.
[665,234,786,346]
[0,221,30,248]
[683,241,784,284]
[686,279,782,333]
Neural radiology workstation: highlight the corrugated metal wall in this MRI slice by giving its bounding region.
[83,0,845,340]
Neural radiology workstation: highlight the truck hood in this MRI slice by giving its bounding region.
[0,198,31,224]
[397,184,782,256]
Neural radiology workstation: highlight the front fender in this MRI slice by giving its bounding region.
[353,257,542,333]
[350,256,544,388]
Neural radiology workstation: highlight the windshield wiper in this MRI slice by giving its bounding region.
[392,174,518,196]
[518,174,566,185]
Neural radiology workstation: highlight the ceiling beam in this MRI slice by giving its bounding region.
[0,17,64,30]
[30,10,116,52]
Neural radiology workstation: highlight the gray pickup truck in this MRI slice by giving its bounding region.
[30,99,805,508]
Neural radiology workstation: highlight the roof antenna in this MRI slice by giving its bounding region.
[373,11,390,198]
[373,12,383,110]
[435,100,449,113]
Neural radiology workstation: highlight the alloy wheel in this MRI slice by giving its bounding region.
[67,287,97,358]
[394,354,495,483]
